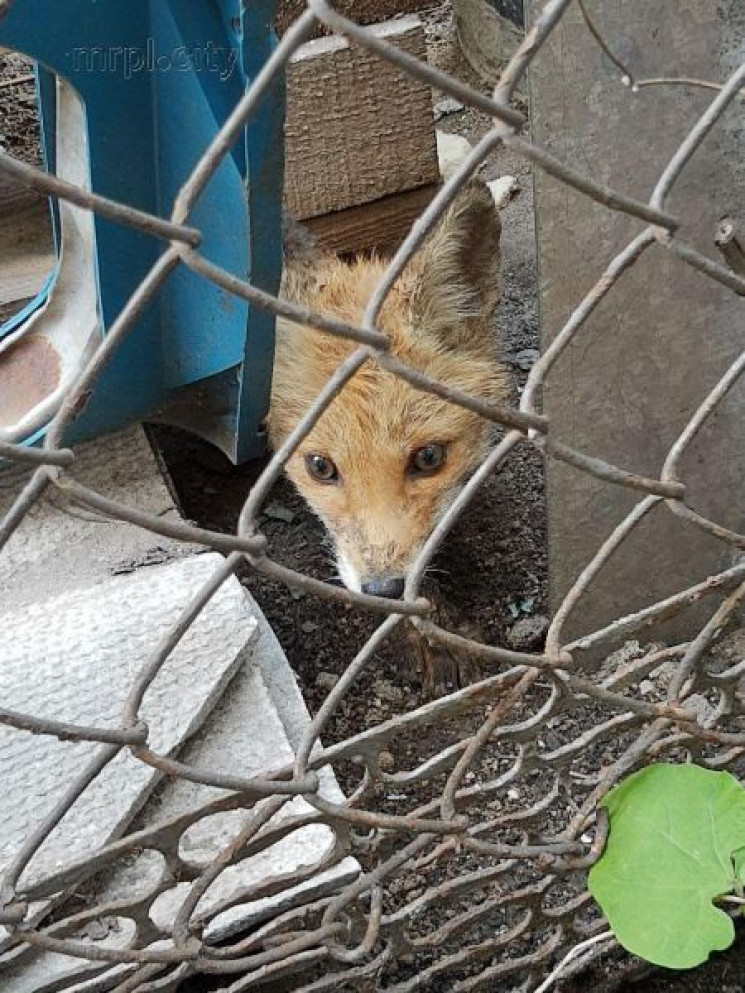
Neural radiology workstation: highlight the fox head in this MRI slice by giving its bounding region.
[268,182,509,598]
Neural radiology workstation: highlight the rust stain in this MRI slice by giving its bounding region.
[0,334,61,428]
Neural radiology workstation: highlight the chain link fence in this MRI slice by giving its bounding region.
[1,0,745,989]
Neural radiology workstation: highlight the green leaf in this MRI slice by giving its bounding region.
[588,764,745,969]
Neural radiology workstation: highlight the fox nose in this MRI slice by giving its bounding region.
[362,576,405,599]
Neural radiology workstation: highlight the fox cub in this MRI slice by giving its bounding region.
[268,181,510,599]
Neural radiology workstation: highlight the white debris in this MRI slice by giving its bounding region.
[436,130,473,180]
[434,97,465,120]
[435,130,519,210]
[487,175,519,209]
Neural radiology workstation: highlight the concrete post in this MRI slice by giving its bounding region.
[528,2,745,645]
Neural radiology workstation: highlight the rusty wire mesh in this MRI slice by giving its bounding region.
[1,0,745,989]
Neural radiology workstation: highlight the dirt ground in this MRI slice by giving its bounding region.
[3,9,745,992]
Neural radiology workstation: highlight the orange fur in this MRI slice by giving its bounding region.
[268,182,510,594]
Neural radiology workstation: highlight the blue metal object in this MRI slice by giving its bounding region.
[0,0,284,461]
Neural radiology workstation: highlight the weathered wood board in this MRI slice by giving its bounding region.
[305,182,439,255]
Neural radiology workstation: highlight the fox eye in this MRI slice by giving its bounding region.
[408,443,447,476]
[305,452,339,484]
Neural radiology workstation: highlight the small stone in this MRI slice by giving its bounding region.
[81,918,120,941]
[300,620,318,634]
[433,97,464,120]
[263,501,295,524]
[404,873,426,892]
[507,787,520,801]
[506,615,549,651]
[650,657,679,686]
[372,679,401,703]
[512,348,540,371]
[684,693,715,724]
[315,671,339,691]
[600,640,644,679]
[378,750,395,772]
[639,679,655,696]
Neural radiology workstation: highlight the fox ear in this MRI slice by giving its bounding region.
[408,180,501,347]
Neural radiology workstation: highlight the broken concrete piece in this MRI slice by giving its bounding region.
[506,615,549,650]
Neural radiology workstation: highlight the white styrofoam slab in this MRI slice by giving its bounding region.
[0,427,186,611]
[140,650,358,943]
[0,553,257,890]
[1,611,360,993]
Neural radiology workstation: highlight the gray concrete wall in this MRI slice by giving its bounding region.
[528,2,745,644]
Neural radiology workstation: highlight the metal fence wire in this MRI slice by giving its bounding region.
[1,0,745,989]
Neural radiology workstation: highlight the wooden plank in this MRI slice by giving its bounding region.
[305,182,439,256]
[284,15,439,221]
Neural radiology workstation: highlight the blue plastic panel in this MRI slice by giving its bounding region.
[0,0,283,460]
